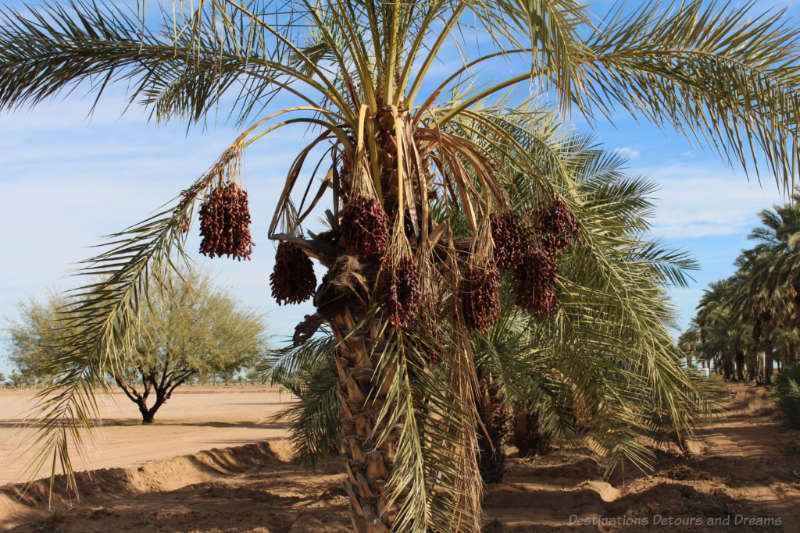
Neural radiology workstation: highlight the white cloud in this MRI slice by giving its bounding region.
[613,146,639,159]
[642,164,787,239]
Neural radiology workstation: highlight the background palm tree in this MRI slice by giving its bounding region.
[697,278,752,381]
[749,199,800,339]
[678,322,701,370]
[693,198,800,383]
[2,1,800,531]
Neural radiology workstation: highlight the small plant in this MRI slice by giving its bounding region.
[775,363,800,429]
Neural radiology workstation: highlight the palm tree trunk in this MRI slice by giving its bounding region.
[511,408,551,457]
[794,281,800,339]
[328,303,396,532]
[722,356,733,380]
[763,318,774,385]
[749,315,762,383]
[735,350,745,382]
[476,373,506,484]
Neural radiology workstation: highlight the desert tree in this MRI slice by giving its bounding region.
[5,269,266,423]
[5,293,63,386]
[1,1,800,530]
[110,269,266,422]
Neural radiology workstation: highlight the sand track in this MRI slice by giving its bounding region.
[1,382,798,532]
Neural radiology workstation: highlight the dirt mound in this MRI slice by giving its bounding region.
[2,441,280,508]
[0,441,337,532]
[1,381,798,533]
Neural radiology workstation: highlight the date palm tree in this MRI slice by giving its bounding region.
[725,200,800,383]
[268,140,704,481]
[729,250,772,382]
[749,199,800,337]
[474,140,705,469]
[695,200,800,384]
[678,322,701,371]
[2,1,800,531]
[697,278,750,381]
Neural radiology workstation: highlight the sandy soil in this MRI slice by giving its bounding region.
[0,388,295,486]
[1,382,799,532]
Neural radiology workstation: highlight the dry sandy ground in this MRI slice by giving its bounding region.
[0,388,295,486]
[1,382,799,532]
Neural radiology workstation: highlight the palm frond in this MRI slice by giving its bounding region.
[27,135,248,494]
[263,333,341,463]
[579,0,800,189]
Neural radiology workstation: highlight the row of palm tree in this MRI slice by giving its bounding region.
[689,197,800,384]
[2,1,799,531]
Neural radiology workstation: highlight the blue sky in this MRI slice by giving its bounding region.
[0,1,797,375]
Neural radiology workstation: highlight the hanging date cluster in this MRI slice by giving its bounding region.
[489,213,527,271]
[513,249,559,316]
[270,242,317,305]
[489,197,580,318]
[378,255,421,329]
[535,197,580,256]
[338,193,423,329]
[198,182,254,260]
[339,194,390,259]
[459,262,501,333]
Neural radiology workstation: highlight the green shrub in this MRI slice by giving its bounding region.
[775,363,800,429]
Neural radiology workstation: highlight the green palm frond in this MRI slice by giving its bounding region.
[263,333,341,463]
[0,1,346,125]
[26,135,248,494]
[578,0,800,188]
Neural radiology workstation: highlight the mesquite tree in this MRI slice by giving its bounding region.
[3,1,800,529]
[113,270,266,422]
[6,270,266,423]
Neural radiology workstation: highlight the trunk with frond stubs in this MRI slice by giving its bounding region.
[762,313,774,385]
[794,281,800,339]
[476,372,506,484]
[315,265,397,532]
[748,314,762,383]
[331,315,396,532]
